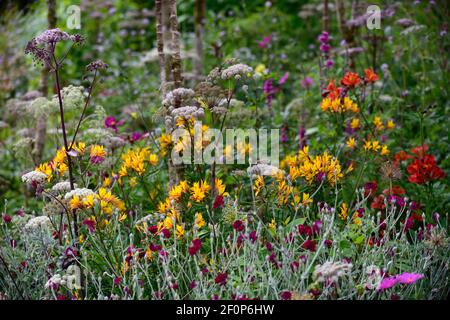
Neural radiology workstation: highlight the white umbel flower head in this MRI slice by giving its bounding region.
[162,88,195,107]
[21,171,48,186]
[247,163,280,176]
[24,216,51,232]
[313,260,353,284]
[221,63,253,80]
[64,188,94,200]
[51,181,76,193]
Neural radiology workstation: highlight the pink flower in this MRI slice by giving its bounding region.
[114,277,122,286]
[258,35,272,48]
[300,76,314,89]
[396,272,424,284]
[104,116,124,132]
[278,72,289,85]
[378,276,398,290]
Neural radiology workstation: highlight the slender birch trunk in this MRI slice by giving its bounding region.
[33,0,56,164]
[169,0,182,90]
[194,0,206,80]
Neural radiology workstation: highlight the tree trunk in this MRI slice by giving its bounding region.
[169,0,182,90]
[194,0,206,80]
[335,0,356,70]
[33,0,56,164]
[322,0,329,32]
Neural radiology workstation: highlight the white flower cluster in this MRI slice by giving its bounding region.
[21,170,47,186]
[24,216,51,232]
[313,261,353,284]
[247,163,280,176]
[221,63,253,80]
[51,85,85,111]
[35,28,70,45]
[51,181,76,193]
[64,188,94,200]
[171,106,205,120]
[45,272,80,290]
[162,88,195,108]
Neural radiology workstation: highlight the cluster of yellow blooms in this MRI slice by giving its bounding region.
[363,139,389,156]
[118,147,158,181]
[69,187,125,216]
[167,178,228,204]
[283,147,344,185]
[320,97,359,113]
[36,142,87,180]
[339,202,362,226]
[253,170,313,207]
[373,116,395,131]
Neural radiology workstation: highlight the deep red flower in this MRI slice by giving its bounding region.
[188,238,202,256]
[371,194,386,210]
[324,239,333,248]
[298,224,312,236]
[214,272,228,286]
[213,195,224,209]
[148,225,158,234]
[364,181,378,197]
[2,214,12,223]
[280,291,292,300]
[160,228,170,238]
[302,239,316,252]
[249,230,257,243]
[150,243,162,251]
[233,220,245,232]
[82,219,96,233]
[340,71,361,88]
[383,185,406,196]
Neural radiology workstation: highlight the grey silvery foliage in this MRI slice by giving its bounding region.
[30,97,53,119]
[50,85,85,113]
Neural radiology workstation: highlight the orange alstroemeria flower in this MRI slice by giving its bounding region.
[364,68,379,83]
[340,71,361,88]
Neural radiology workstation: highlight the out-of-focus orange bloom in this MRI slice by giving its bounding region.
[364,68,379,83]
[323,80,341,99]
[340,72,361,88]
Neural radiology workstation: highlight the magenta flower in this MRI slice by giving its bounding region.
[378,276,398,290]
[114,277,122,286]
[324,59,334,69]
[396,272,424,284]
[258,35,272,48]
[300,77,314,89]
[278,72,289,85]
[104,116,124,132]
